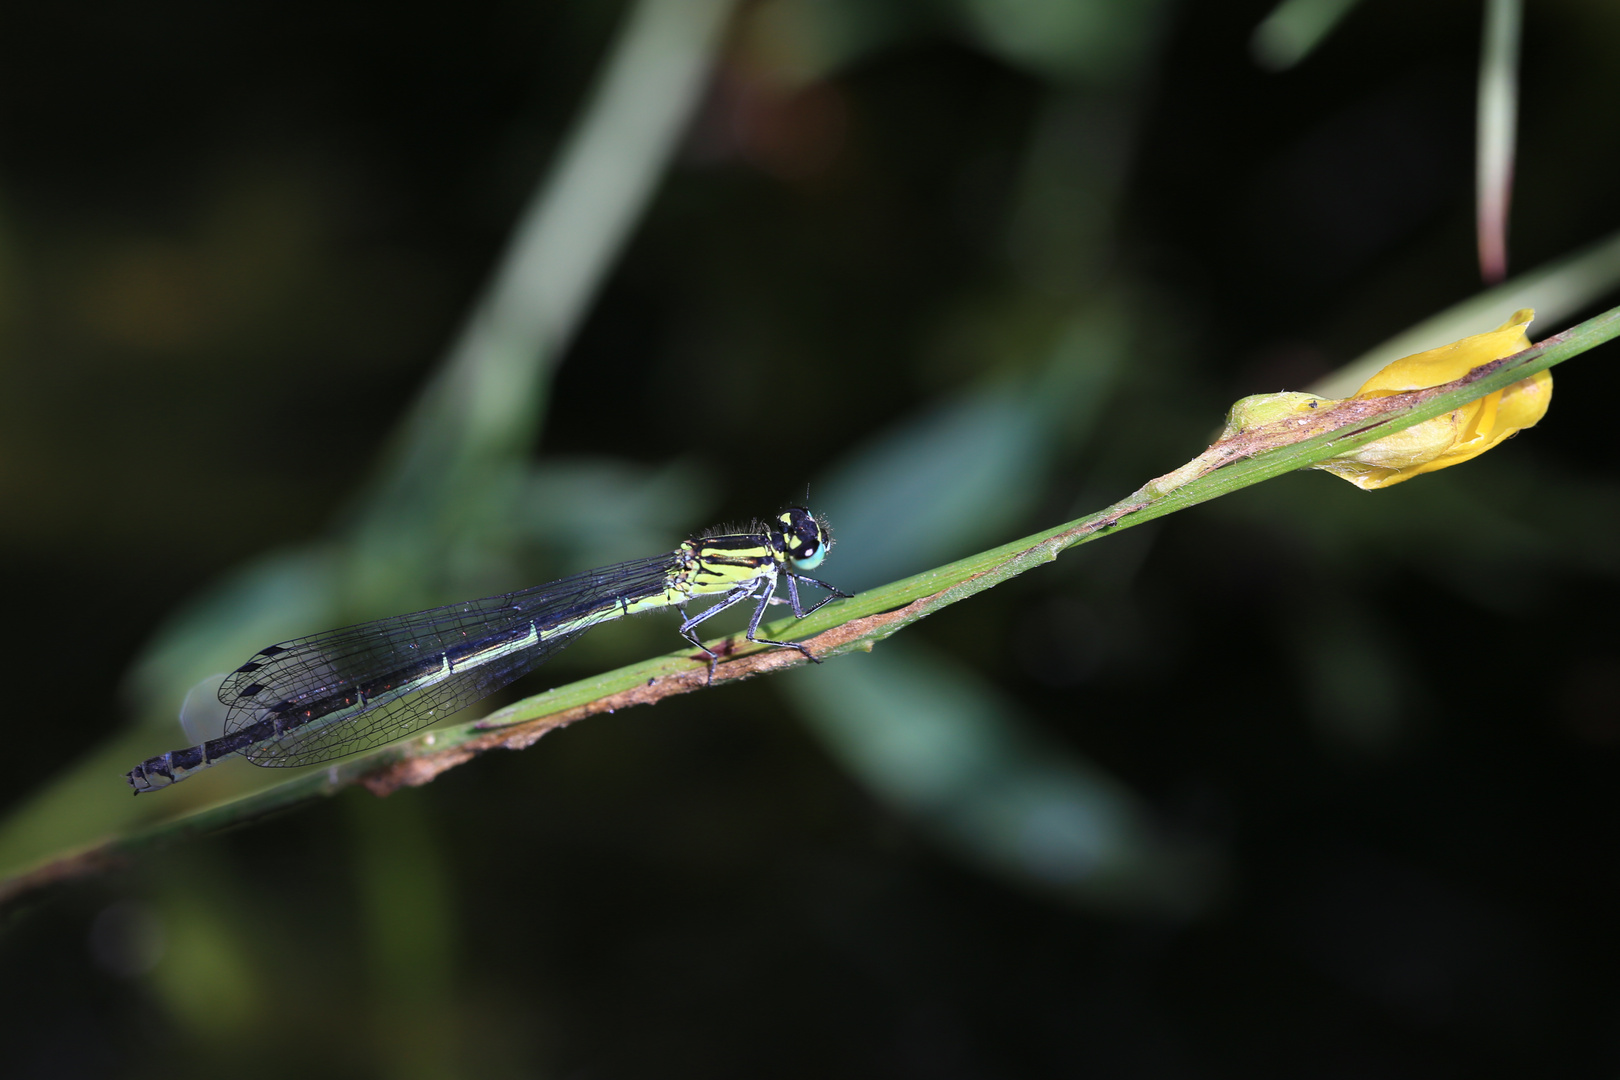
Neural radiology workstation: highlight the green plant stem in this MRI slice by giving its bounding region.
[4,304,1615,905]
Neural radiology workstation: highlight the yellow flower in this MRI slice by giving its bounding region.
[1313,308,1552,490]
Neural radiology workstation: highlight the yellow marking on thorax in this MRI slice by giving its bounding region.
[535,536,786,639]
[683,539,777,597]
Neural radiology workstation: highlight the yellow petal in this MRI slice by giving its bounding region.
[1354,308,1534,396]
[1495,367,1554,430]
[1313,308,1550,490]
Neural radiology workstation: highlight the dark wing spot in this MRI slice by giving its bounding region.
[236,661,263,673]
[259,644,289,656]
[239,683,266,697]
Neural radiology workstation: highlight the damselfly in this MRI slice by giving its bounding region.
[127,508,849,793]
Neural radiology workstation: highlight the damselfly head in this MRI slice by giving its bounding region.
[777,506,831,571]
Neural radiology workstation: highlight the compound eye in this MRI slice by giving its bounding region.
[791,541,826,571]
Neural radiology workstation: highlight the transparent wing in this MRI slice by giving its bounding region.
[219,554,683,768]
[239,618,584,769]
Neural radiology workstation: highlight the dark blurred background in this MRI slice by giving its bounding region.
[5,0,1620,1076]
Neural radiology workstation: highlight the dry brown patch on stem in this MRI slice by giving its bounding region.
[356,594,943,796]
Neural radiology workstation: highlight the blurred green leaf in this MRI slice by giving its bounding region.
[787,639,1215,912]
[953,0,1168,83]
[820,305,1126,591]
[1251,0,1363,71]
[1313,228,1620,398]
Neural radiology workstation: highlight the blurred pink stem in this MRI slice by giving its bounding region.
[1477,0,1521,283]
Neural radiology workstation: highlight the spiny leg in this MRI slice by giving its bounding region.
[787,573,852,619]
[745,574,819,664]
[679,583,764,684]
[675,604,721,681]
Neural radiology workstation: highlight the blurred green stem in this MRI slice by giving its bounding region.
[350,0,736,587]
[5,303,1613,903]
[0,0,740,903]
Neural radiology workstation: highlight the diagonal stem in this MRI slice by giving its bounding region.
[7,302,1615,905]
